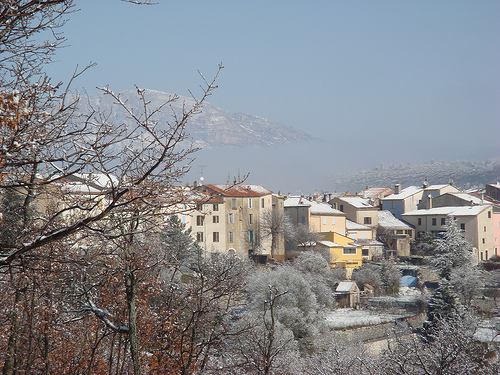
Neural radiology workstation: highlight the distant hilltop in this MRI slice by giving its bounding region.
[334,159,500,193]
[80,89,312,148]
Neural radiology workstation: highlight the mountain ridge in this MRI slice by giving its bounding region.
[80,89,312,148]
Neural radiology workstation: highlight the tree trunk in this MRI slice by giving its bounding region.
[3,289,21,375]
[126,267,141,375]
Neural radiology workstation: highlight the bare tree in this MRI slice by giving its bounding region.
[260,209,291,258]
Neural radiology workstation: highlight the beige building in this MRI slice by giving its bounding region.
[377,210,414,258]
[402,205,494,263]
[331,196,379,237]
[192,184,284,259]
[284,196,346,234]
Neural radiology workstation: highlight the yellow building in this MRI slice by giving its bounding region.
[317,232,363,278]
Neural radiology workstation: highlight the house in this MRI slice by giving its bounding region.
[318,232,363,278]
[346,220,384,260]
[193,183,285,260]
[359,186,394,207]
[402,205,494,263]
[377,210,415,258]
[335,281,360,308]
[330,196,379,237]
[284,196,347,234]
[417,184,460,209]
[381,185,424,219]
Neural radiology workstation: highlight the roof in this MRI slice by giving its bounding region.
[299,240,343,248]
[382,186,423,201]
[361,187,394,199]
[402,205,491,217]
[337,196,377,209]
[336,281,358,293]
[346,220,370,231]
[284,197,344,215]
[201,184,272,197]
[378,210,413,230]
[424,184,450,191]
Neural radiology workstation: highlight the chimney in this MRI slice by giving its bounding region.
[427,194,432,209]
[395,184,401,194]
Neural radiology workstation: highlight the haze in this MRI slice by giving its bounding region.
[45,1,500,193]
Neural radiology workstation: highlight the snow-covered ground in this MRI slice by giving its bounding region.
[325,308,406,329]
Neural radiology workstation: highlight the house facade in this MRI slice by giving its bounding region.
[402,205,494,263]
[193,184,284,259]
[330,196,379,237]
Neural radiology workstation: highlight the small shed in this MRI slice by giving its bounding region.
[335,281,361,308]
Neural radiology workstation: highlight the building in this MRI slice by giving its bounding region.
[381,185,424,219]
[193,184,284,259]
[284,196,346,234]
[377,210,414,258]
[330,196,379,237]
[402,205,494,263]
[346,220,383,260]
[318,231,363,278]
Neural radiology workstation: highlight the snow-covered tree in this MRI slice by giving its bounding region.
[380,259,401,295]
[430,216,474,280]
[352,263,382,295]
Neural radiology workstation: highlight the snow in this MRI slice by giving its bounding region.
[346,219,370,231]
[325,308,406,329]
[337,196,376,209]
[402,205,491,217]
[382,186,423,200]
[336,281,356,292]
[378,210,413,230]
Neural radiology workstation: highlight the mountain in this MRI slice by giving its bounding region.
[80,89,312,147]
[333,159,500,193]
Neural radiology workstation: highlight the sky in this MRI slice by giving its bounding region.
[45,1,500,193]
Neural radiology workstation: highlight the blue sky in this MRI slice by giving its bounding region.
[46,1,500,192]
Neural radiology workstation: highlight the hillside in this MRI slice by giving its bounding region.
[80,89,312,148]
[333,159,500,193]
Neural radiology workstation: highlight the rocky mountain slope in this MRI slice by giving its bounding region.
[80,89,311,147]
[334,159,500,193]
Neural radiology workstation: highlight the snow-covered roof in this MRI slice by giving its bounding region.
[378,210,413,230]
[361,187,394,199]
[402,205,491,217]
[318,240,342,248]
[337,196,377,209]
[354,239,384,246]
[382,186,423,201]
[346,220,370,231]
[424,184,449,191]
[448,192,485,205]
[284,196,312,208]
[309,200,344,215]
[203,184,272,197]
[336,281,357,293]
[284,197,344,215]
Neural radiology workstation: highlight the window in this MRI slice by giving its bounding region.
[351,233,355,239]
[196,215,204,226]
[362,249,369,256]
[364,217,372,225]
[343,247,356,255]
[182,215,186,224]
[488,211,492,218]
[213,215,219,224]
[483,238,486,244]
[484,226,487,232]
[248,198,253,208]
[301,216,306,224]
[249,214,253,224]
[323,218,326,225]
[361,232,365,239]
[332,218,335,225]
[460,223,465,231]
[228,213,234,224]
[248,231,254,243]
[261,198,265,208]
[213,232,219,242]
[417,218,422,226]
[228,232,234,242]
[213,204,219,211]
[196,232,203,242]
[232,198,237,210]
[432,218,437,226]
[441,218,446,226]
[340,205,344,212]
